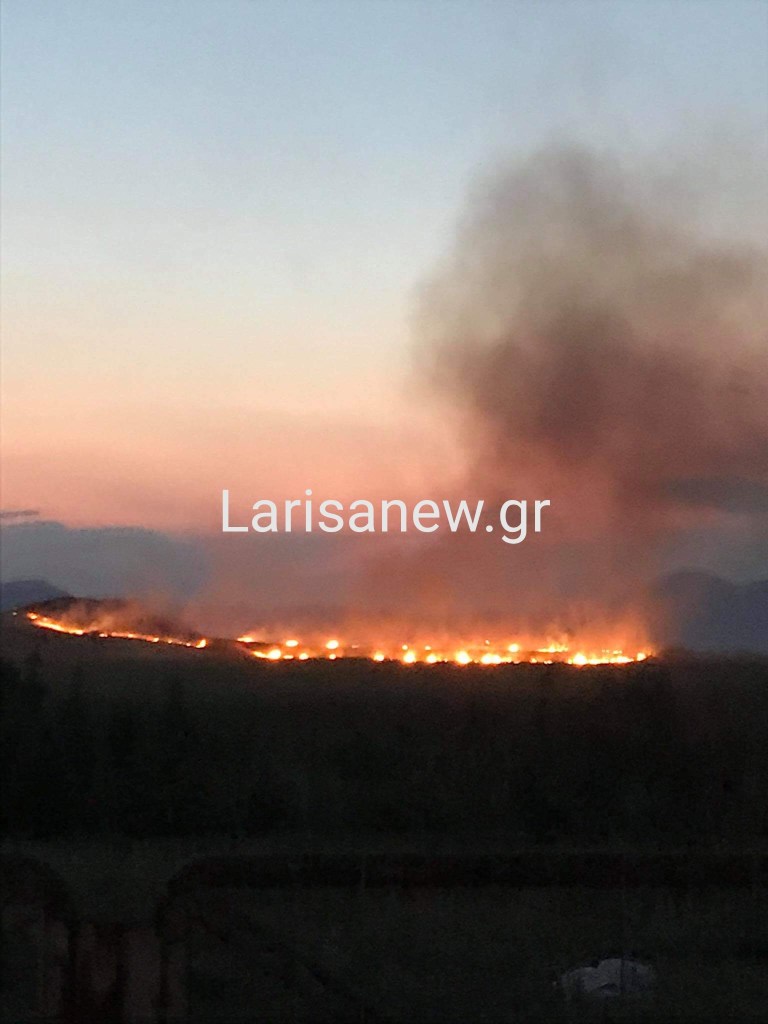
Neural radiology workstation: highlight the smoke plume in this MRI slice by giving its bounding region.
[408,144,768,637]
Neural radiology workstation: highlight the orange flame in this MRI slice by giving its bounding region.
[26,612,650,665]
[26,612,207,649]
[239,636,649,666]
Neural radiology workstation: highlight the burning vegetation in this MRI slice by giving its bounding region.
[236,634,647,666]
[21,599,648,666]
[26,612,208,649]
[23,598,207,650]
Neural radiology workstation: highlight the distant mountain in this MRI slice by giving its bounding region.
[652,571,768,654]
[0,578,71,611]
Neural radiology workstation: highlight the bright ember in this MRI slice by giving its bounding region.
[25,610,648,666]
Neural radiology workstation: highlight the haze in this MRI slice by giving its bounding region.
[1,0,766,620]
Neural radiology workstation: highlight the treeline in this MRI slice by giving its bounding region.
[2,652,768,843]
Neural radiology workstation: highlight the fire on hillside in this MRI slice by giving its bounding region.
[23,608,649,666]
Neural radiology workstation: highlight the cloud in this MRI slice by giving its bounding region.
[0,509,40,521]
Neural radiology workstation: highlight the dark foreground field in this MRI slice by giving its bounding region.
[180,883,768,1022]
[3,840,768,1022]
[2,618,768,1020]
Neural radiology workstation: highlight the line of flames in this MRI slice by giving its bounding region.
[25,612,208,649]
[238,636,648,666]
[23,611,648,666]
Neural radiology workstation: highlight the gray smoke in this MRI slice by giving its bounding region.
[410,144,768,630]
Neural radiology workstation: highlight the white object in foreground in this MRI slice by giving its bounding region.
[559,958,656,1001]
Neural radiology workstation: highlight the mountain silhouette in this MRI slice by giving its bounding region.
[0,578,70,611]
[652,571,768,654]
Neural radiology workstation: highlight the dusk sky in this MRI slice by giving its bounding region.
[3,0,766,529]
[1,1,767,624]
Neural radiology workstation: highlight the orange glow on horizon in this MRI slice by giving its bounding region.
[24,611,651,667]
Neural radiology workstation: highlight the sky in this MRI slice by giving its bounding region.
[1,0,767,610]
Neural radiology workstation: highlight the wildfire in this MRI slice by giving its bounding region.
[25,612,207,649]
[25,611,649,665]
[238,635,649,666]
